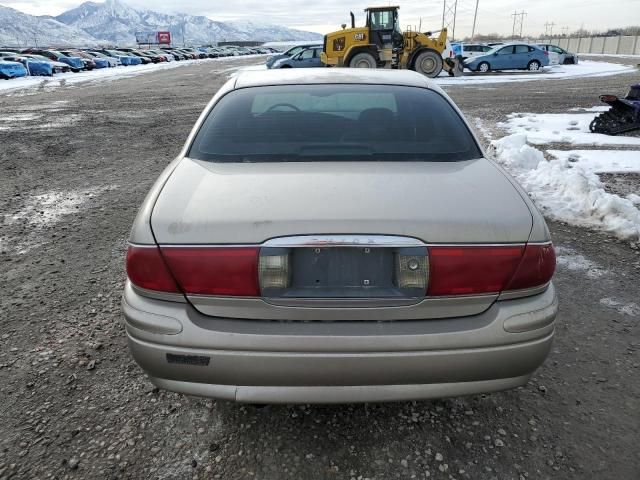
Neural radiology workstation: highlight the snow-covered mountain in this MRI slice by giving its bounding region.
[0,0,321,47]
[0,4,100,47]
[55,0,321,46]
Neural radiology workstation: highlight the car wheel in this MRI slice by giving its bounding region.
[349,52,377,68]
[413,50,443,78]
[527,60,541,71]
[478,62,490,73]
[280,65,292,68]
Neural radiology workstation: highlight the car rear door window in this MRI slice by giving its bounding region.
[514,45,530,54]
[188,85,481,162]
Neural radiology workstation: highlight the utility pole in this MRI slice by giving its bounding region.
[471,0,480,41]
[511,10,527,39]
[544,21,555,37]
[441,0,458,41]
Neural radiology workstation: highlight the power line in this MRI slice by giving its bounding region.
[441,0,458,41]
[544,21,555,37]
[511,10,527,39]
[471,0,480,41]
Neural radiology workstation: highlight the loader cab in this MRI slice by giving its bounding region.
[365,6,403,50]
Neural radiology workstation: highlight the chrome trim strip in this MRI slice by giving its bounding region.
[149,239,532,249]
[498,283,550,301]
[130,283,187,303]
[263,235,426,248]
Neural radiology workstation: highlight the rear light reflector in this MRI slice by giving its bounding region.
[505,243,556,291]
[428,246,524,296]
[396,253,429,289]
[160,247,259,296]
[126,246,179,293]
[259,252,291,290]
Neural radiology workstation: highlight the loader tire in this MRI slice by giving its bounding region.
[413,50,443,78]
[349,52,377,68]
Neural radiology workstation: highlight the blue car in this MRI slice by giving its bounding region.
[271,46,323,69]
[0,60,28,79]
[0,55,53,76]
[266,43,322,68]
[464,43,549,73]
[23,49,85,72]
[101,49,142,66]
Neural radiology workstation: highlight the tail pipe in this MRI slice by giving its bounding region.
[350,11,355,28]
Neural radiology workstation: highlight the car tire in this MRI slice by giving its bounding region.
[527,60,541,71]
[412,50,443,78]
[349,52,377,68]
[478,61,490,73]
[280,65,292,68]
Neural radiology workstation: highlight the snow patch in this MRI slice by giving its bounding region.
[492,134,640,240]
[500,112,640,146]
[0,113,83,131]
[599,297,640,316]
[548,150,640,174]
[4,186,115,254]
[436,60,635,86]
[554,246,609,278]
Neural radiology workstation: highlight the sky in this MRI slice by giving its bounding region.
[3,0,640,38]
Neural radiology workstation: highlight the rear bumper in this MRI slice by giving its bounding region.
[123,282,557,403]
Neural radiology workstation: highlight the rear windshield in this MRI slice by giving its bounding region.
[188,84,481,162]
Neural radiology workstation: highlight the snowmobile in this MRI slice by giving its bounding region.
[589,84,640,135]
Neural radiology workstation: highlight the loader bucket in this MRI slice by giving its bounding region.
[444,56,464,77]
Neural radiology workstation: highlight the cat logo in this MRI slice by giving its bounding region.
[354,33,366,41]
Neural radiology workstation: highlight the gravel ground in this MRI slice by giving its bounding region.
[1,57,639,480]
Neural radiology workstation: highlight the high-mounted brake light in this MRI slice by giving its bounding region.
[126,245,179,293]
[160,247,260,296]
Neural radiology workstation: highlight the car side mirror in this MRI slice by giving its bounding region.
[493,52,498,56]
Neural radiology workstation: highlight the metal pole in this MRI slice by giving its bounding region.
[511,12,517,39]
[452,0,457,41]
[471,0,479,41]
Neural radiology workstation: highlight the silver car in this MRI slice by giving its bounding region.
[123,69,557,404]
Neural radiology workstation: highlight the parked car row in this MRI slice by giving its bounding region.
[0,45,276,80]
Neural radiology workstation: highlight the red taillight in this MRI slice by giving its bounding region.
[427,243,555,296]
[428,246,524,296]
[505,244,556,291]
[126,246,180,293]
[543,51,549,56]
[160,247,260,296]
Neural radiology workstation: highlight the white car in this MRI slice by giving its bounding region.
[460,44,493,60]
[535,44,579,65]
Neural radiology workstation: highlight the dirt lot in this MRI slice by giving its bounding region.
[1,57,639,480]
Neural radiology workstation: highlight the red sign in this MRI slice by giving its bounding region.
[157,31,171,45]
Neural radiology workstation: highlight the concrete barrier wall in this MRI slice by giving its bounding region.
[618,36,636,55]
[603,36,619,54]
[568,37,581,52]
[534,35,640,55]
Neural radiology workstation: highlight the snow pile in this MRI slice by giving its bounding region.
[492,134,640,240]
[548,150,640,174]
[500,112,640,146]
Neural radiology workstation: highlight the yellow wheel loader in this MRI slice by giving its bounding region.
[321,6,464,78]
